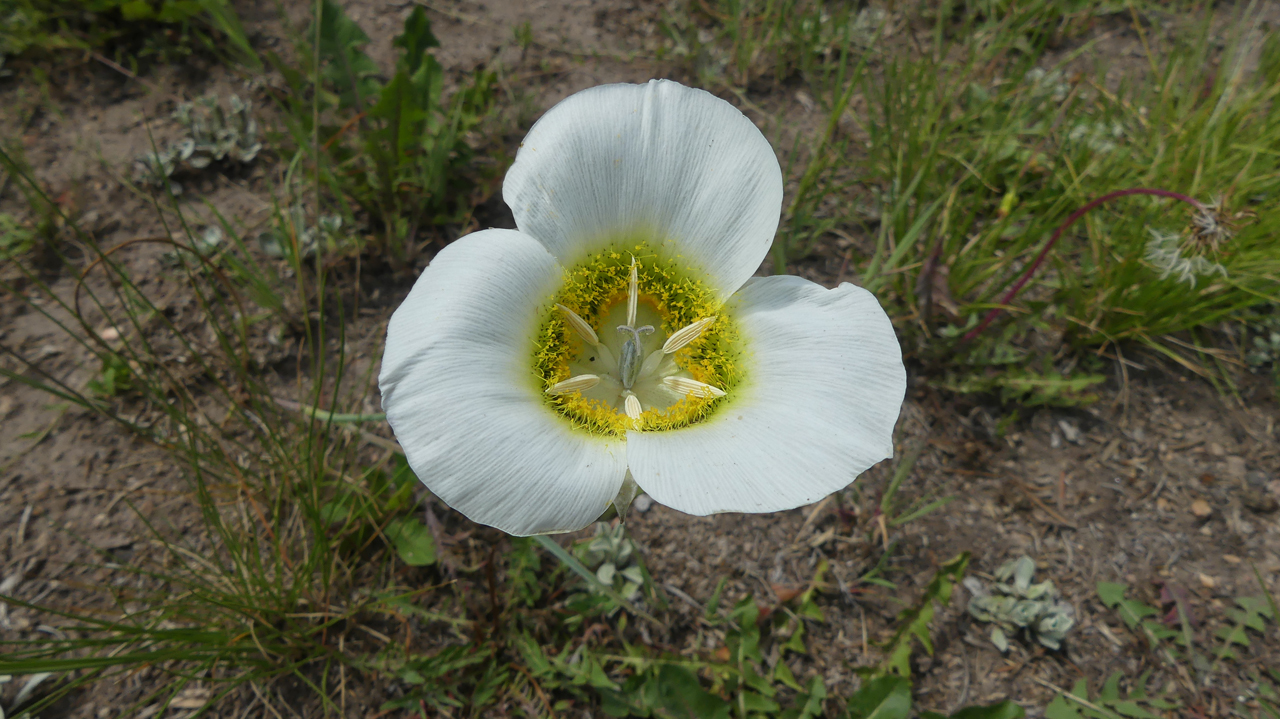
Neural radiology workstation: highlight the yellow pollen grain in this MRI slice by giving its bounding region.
[531,240,742,438]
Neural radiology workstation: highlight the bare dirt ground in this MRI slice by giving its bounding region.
[2,0,1278,717]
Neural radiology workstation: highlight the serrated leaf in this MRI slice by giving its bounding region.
[393,6,439,76]
[316,0,383,110]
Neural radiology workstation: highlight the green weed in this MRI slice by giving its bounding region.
[1042,672,1179,719]
[1097,579,1277,691]
[0,0,243,69]
[263,1,499,266]
[680,0,1280,397]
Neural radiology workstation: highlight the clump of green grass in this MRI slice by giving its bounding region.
[727,0,1280,397]
[0,0,250,72]
[661,0,879,92]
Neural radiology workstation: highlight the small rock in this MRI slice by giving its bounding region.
[1223,554,1241,564]
[1057,419,1083,444]
[1242,489,1279,514]
[1224,456,1247,481]
[1208,442,1225,457]
[633,493,653,513]
[1245,470,1270,488]
[1190,499,1212,518]
[1198,573,1217,589]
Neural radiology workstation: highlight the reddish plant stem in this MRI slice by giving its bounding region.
[961,187,1202,343]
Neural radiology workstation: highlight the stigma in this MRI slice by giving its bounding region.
[541,254,729,429]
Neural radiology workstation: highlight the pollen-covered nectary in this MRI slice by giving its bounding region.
[533,242,743,437]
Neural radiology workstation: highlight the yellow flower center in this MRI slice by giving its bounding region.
[532,241,743,438]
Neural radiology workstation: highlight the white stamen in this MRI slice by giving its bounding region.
[546,374,601,395]
[662,316,716,354]
[556,303,598,346]
[623,392,643,420]
[662,376,725,398]
[626,257,638,328]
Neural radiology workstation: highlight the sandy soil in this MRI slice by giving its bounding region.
[1,0,1277,717]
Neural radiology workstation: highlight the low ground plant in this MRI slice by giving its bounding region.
[0,0,250,71]
[686,0,1280,397]
[258,1,499,266]
[3,0,1279,716]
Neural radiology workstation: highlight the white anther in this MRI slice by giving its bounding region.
[623,392,643,420]
[546,374,601,395]
[662,316,716,354]
[662,376,726,399]
[626,257,638,328]
[556,304,598,346]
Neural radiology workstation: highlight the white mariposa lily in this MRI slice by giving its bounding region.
[379,79,906,536]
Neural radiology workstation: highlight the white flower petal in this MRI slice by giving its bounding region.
[627,276,905,516]
[504,79,783,299]
[379,229,627,536]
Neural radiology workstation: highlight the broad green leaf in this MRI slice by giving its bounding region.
[1098,672,1122,702]
[791,676,826,719]
[1044,694,1083,719]
[741,690,780,713]
[774,659,803,692]
[384,517,436,566]
[655,665,731,719]
[1095,582,1129,607]
[1109,700,1158,719]
[155,0,201,21]
[950,700,1026,719]
[845,675,912,719]
[119,0,154,19]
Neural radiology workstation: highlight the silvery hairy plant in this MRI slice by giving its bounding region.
[965,555,1076,652]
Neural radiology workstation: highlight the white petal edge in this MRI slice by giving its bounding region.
[379,229,627,536]
[627,276,906,516]
[504,79,784,300]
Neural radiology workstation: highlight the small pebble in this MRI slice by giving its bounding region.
[633,493,653,513]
